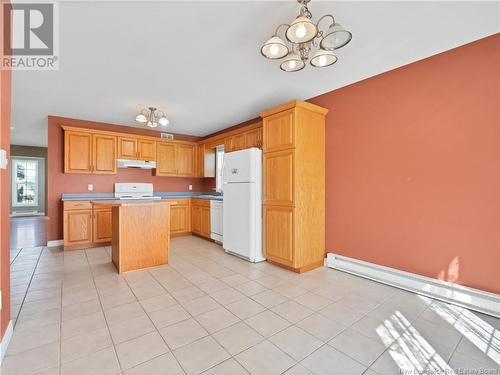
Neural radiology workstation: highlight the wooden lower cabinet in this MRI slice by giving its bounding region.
[200,207,211,238]
[165,199,191,235]
[93,208,113,243]
[263,205,294,267]
[191,206,202,235]
[64,209,93,247]
[191,199,211,239]
[63,201,112,250]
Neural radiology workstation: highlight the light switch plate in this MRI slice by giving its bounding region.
[0,149,7,170]
[188,185,193,191]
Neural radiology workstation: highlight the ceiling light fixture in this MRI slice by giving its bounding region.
[261,0,352,72]
[135,107,169,128]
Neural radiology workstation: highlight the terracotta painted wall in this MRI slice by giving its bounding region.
[47,116,208,241]
[0,2,12,340]
[309,34,500,294]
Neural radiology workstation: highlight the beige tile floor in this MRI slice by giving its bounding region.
[3,235,499,374]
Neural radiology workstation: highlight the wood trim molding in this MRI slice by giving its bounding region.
[61,125,196,146]
[258,99,329,118]
[199,121,262,148]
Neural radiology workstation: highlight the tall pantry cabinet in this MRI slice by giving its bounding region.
[259,100,328,273]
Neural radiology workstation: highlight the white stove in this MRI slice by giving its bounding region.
[114,183,160,200]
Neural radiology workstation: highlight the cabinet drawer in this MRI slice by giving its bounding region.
[164,198,190,206]
[64,201,93,210]
[191,198,210,207]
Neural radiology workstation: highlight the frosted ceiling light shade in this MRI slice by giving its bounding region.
[261,36,289,59]
[280,52,305,72]
[320,22,352,50]
[158,116,169,126]
[286,16,318,43]
[310,48,337,67]
[135,113,147,123]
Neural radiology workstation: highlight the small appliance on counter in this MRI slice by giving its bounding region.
[222,148,265,262]
[114,183,161,200]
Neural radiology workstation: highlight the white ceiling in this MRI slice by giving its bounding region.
[11,1,499,147]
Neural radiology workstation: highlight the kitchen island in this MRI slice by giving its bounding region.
[92,199,171,273]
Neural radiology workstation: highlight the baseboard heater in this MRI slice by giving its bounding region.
[326,253,500,318]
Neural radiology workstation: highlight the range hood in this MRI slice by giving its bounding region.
[117,159,156,169]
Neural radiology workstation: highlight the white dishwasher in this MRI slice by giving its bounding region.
[210,200,223,242]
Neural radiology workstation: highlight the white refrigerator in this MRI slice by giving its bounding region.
[222,148,265,262]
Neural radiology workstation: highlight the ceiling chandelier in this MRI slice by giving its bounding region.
[135,107,169,128]
[260,0,352,72]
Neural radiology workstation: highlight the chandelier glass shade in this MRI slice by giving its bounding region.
[135,107,169,128]
[261,0,352,72]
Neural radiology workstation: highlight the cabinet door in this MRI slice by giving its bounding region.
[176,144,195,176]
[64,209,93,247]
[65,131,92,173]
[156,142,177,176]
[138,138,156,161]
[233,133,246,151]
[201,207,211,238]
[93,208,113,243]
[263,109,295,152]
[93,134,117,174]
[245,128,262,149]
[170,205,190,234]
[263,149,295,205]
[263,205,294,267]
[191,206,201,234]
[224,137,233,153]
[196,144,205,177]
[118,137,138,159]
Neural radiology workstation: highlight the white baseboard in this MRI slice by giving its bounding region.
[0,320,13,364]
[327,253,500,318]
[47,239,63,247]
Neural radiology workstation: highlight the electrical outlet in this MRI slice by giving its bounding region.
[88,184,93,191]
[188,185,193,191]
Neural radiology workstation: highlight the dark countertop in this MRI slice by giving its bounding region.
[62,192,223,201]
[92,199,172,206]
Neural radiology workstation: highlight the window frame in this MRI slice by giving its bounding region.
[11,157,39,207]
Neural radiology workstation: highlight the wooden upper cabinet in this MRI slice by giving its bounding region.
[233,133,246,151]
[176,144,195,176]
[137,138,156,160]
[196,144,205,177]
[224,136,233,153]
[263,109,295,152]
[93,134,117,174]
[246,128,263,149]
[156,142,195,177]
[118,137,138,159]
[156,142,177,176]
[65,130,92,173]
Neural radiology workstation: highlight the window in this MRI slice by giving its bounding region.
[12,158,39,207]
[215,145,224,193]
